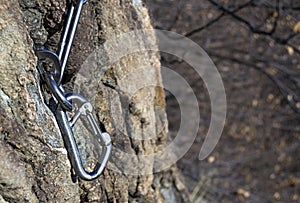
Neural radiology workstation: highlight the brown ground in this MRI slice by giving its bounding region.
[145,1,300,202]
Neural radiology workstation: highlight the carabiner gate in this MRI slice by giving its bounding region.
[55,94,112,181]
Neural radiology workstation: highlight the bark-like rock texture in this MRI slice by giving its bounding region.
[0,0,189,202]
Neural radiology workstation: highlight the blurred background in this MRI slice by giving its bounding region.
[144,0,300,202]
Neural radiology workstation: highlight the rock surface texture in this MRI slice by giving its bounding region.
[0,0,188,202]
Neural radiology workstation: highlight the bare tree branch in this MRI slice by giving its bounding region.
[185,0,255,37]
[207,0,300,52]
[208,51,300,113]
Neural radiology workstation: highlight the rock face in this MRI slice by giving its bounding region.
[0,0,188,202]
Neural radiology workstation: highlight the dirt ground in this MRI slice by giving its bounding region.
[145,0,300,202]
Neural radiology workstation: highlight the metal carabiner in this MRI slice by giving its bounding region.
[55,93,112,181]
[34,0,111,181]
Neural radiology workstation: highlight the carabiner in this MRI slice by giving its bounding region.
[34,0,111,181]
[55,94,112,181]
